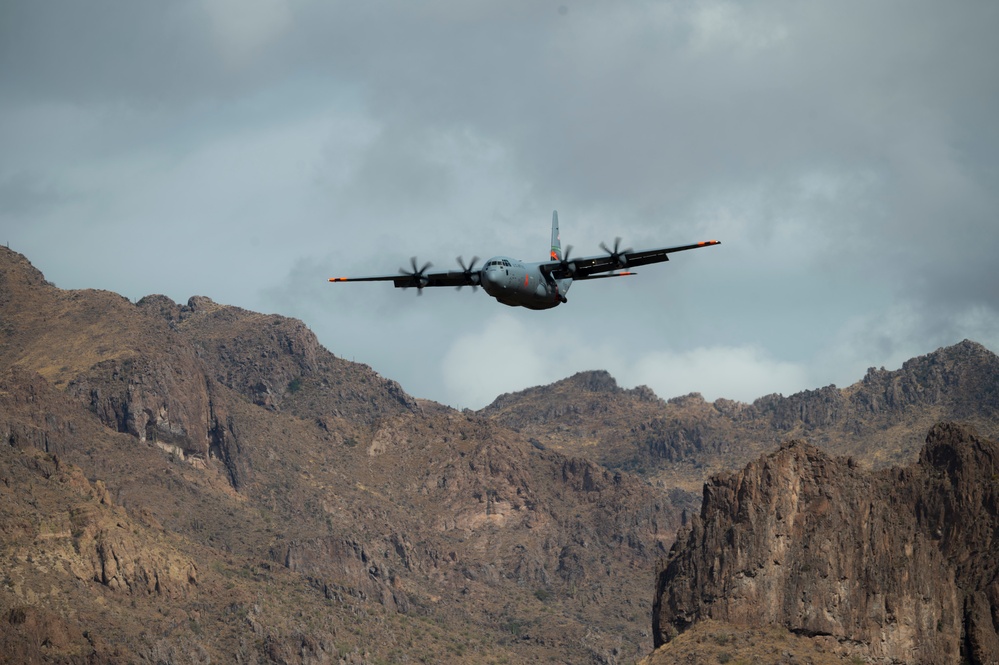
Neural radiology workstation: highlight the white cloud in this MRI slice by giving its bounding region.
[819,302,999,387]
[620,345,811,403]
[442,313,811,408]
[441,312,555,409]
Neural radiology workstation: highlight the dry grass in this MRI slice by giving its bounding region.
[638,620,872,665]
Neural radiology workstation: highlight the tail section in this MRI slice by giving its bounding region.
[550,210,562,261]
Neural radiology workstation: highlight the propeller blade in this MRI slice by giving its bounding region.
[456,255,481,291]
[600,237,632,267]
[399,256,432,291]
[557,245,577,277]
[457,255,479,272]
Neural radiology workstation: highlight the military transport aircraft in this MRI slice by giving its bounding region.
[329,211,720,310]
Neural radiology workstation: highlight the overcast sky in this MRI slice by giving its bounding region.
[2,1,997,409]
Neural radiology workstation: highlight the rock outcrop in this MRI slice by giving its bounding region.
[482,341,999,493]
[653,422,999,664]
[140,293,419,421]
[1,446,199,599]
[66,351,214,458]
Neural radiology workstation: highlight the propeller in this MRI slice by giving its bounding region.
[556,245,578,277]
[455,256,481,291]
[399,256,433,293]
[599,237,633,268]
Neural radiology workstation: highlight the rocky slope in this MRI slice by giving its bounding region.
[637,619,870,665]
[483,370,668,470]
[652,422,999,664]
[483,340,999,490]
[0,246,692,664]
[6,244,999,663]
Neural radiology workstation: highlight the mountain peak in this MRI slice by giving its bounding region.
[0,245,52,290]
[562,369,619,392]
[917,338,994,365]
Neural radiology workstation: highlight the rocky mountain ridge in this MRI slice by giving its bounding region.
[4,244,998,663]
[653,422,999,664]
[0,246,693,663]
[483,340,999,489]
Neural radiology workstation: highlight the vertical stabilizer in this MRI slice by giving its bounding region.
[550,210,562,261]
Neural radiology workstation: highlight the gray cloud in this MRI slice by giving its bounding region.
[0,171,74,217]
[2,1,997,408]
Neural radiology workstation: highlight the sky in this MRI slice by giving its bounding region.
[2,1,998,410]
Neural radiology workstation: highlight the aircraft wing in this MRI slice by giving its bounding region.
[329,269,475,289]
[541,239,720,280]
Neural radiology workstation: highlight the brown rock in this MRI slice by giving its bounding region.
[654,422,999,664]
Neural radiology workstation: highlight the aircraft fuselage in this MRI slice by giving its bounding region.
[480,257,572,310]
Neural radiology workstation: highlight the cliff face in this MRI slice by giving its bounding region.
[653,422,999,664]
[66,348,215,458]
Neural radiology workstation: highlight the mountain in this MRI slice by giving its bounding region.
[650,422,999,664]
[5,243,999,663]
[0,246,694,664]
[482,370,667,470]
[482,340,999,490]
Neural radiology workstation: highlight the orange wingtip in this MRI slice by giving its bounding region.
[699,240,720,246]
[328,277,349,282]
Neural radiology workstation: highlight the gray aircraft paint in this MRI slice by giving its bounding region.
[330,211,719,310]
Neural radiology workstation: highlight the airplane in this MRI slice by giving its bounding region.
[329,211,720,310]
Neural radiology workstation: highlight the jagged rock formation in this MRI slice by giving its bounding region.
[486,369,662,415]
[139,293,418,420]
[482,370,673,474]
[14,449,199,597]
[732,340,999,439]
[653,422,999,664]
[67,350,214,458]
[485,341,999,490]
[483,370,663,445]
